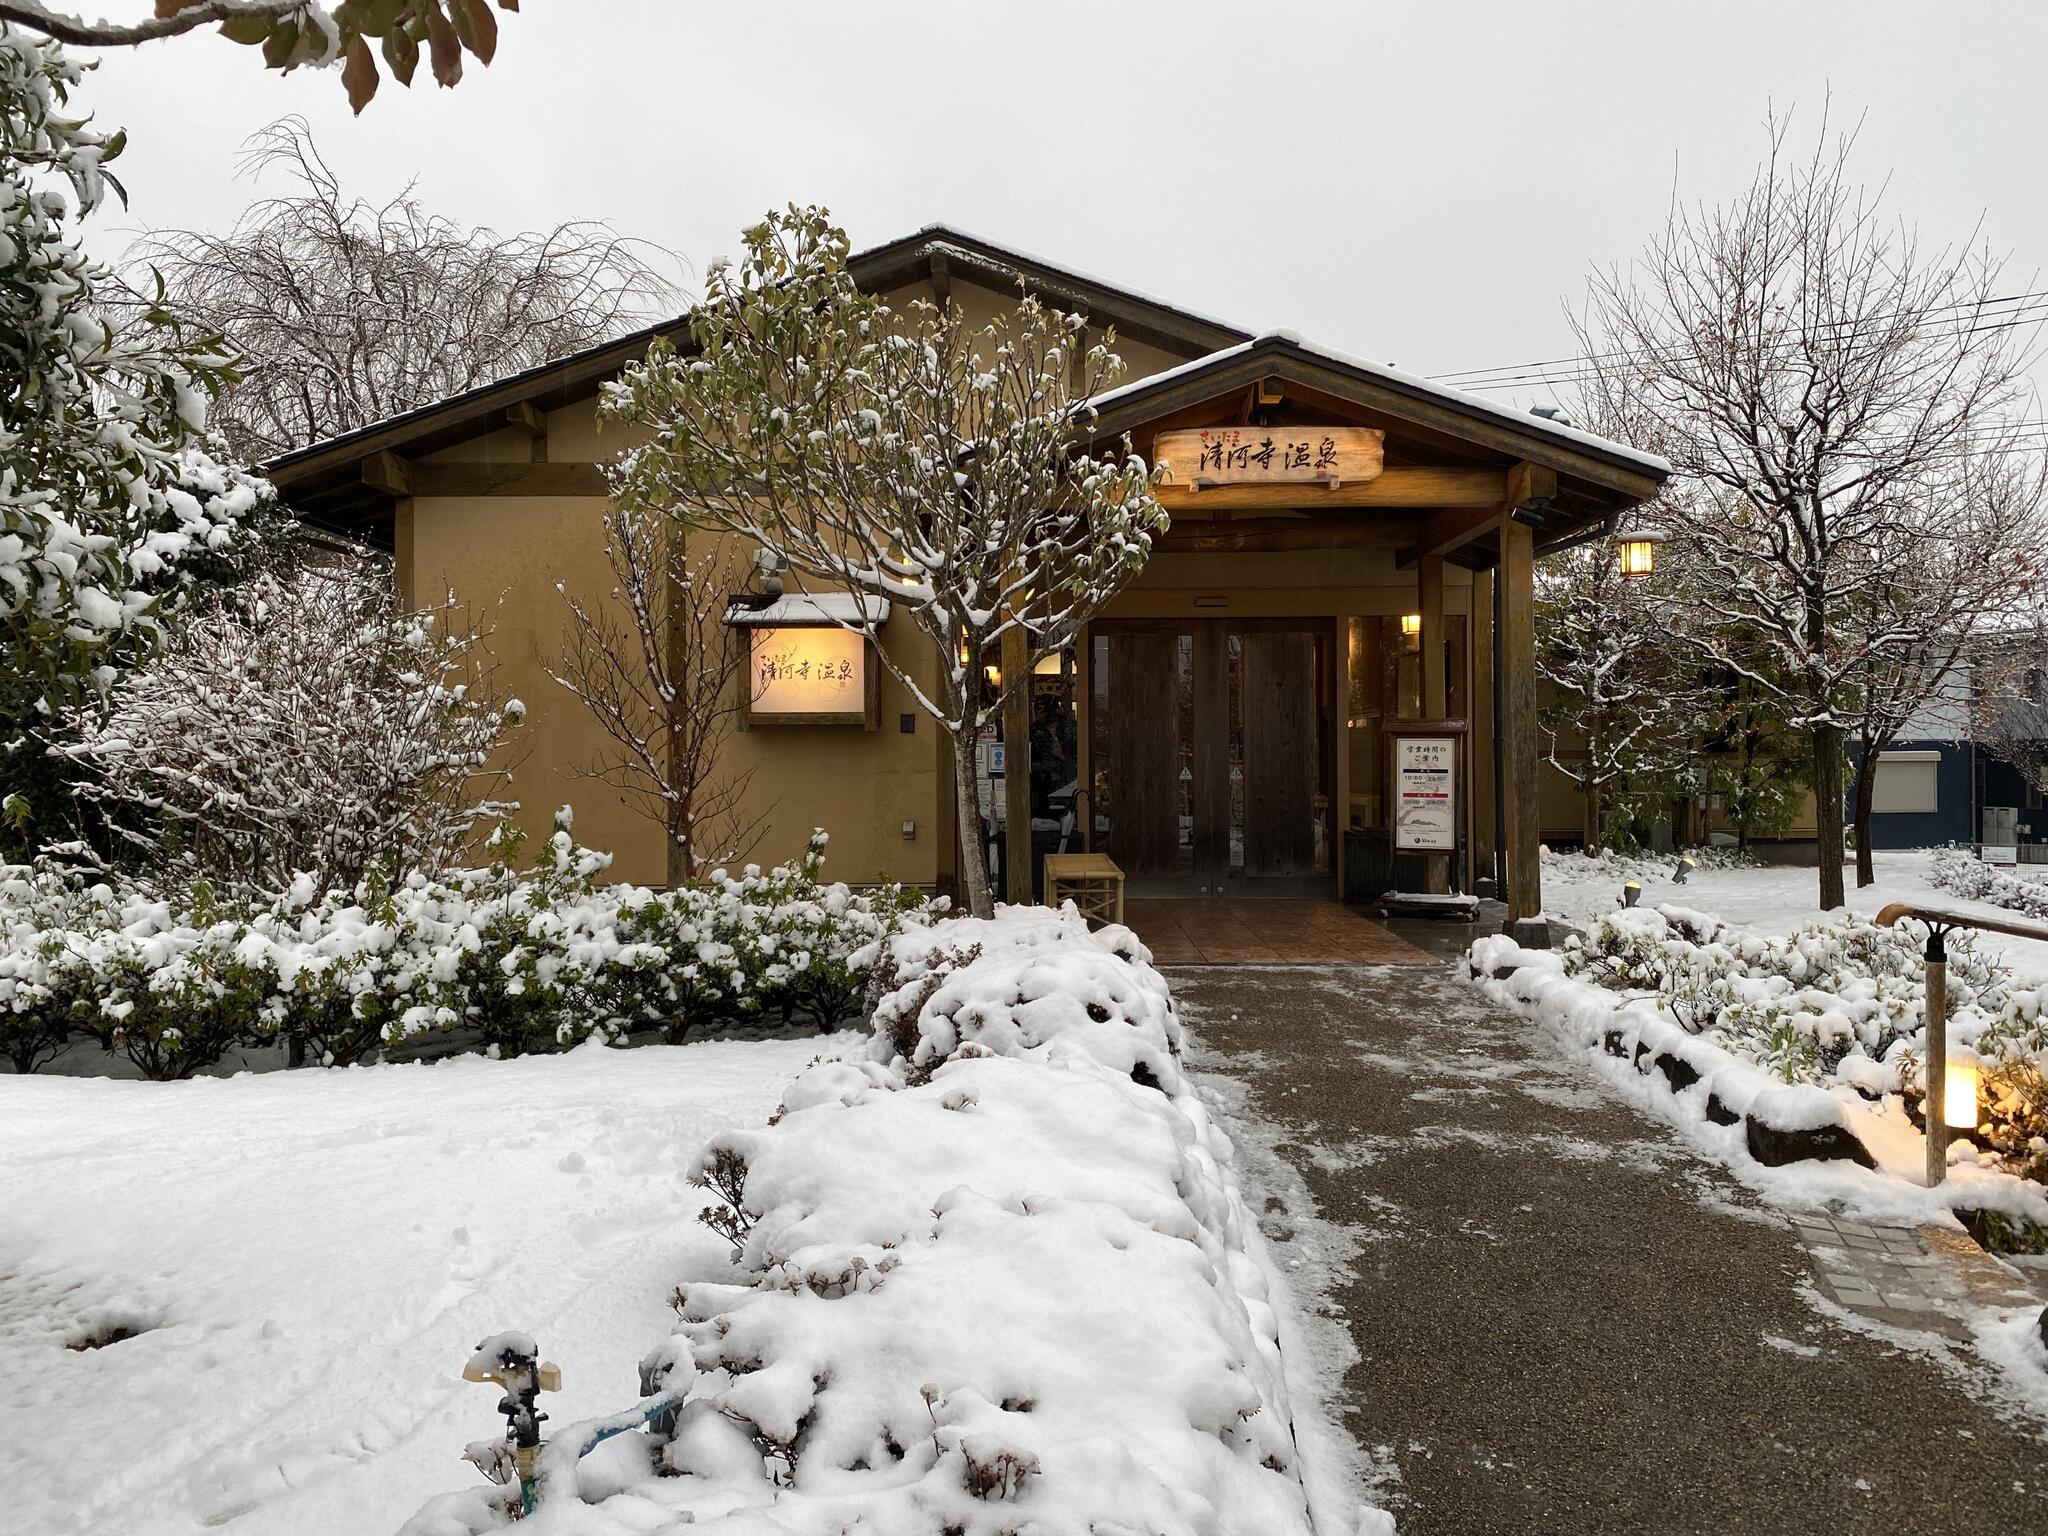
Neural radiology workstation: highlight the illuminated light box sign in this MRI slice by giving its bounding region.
[749,626,867,718]
[726,592,887,728]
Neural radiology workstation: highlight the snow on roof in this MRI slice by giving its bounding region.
[723,592,892,628]
[1090,333,1673,480]
[905,223,1255,343]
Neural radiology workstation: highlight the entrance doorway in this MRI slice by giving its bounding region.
[1089,619,1333,897]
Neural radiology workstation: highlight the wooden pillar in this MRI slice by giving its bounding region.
[1471,566,1498,885]
[1500,517,1543,927]
[1419,554,1447,720]
[1003,626,1032,905]
[1419,555,1449,892]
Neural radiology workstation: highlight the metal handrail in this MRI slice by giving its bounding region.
[1875,901,2048,1186]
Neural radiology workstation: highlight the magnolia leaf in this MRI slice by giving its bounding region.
[342,34,381,114]
[218,15,274,45]
[261,18,300,69]
[451,0,498,63]
[425,4,464,87]
[498,0,519,10]
[382,24,420,85]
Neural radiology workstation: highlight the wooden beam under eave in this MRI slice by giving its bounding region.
[362,450,411,498]
[409,462,608,497]
[1157,518,1419,554]
[1396,462,1559,569]
[1153,466,1506,512]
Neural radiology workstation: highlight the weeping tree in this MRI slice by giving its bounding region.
[129,117,676,459]
[1577,111,2039,909]
[603,207,1167,917]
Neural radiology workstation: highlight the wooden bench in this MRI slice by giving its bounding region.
[1043,852,1125,927]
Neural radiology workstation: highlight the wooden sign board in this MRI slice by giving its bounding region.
[1155,425,1385,488]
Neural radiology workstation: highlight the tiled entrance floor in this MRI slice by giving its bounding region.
[1125,897,1437,966]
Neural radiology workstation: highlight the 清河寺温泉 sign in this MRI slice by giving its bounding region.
[749,627,865,717]
[1153,425,1385,487]
[1393,735,1456,852]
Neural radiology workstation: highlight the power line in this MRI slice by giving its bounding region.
[1431,289,2048,393]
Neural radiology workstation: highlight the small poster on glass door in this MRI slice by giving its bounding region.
[1393,735,1457,852]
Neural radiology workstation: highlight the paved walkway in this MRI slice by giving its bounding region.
[1174,963,2048,1535]
[1126,898,1435,966]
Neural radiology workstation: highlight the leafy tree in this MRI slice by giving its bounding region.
[2,22,287,854]
[128,117,676,459]
[604,207,1167,917]
[0,1,521,112]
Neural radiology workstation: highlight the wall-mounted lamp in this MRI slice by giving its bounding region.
[752,546,788,599]
[1401,613,1423,639]
[1617,529,1668,579]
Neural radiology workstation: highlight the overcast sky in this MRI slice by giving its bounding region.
[77,0,2048,412]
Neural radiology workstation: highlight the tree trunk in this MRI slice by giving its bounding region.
[952,727,994,918]
[1583,776,1602,856]
[664,531,692,889]
[1851,732,1879,888]
[1811,720,1847,910]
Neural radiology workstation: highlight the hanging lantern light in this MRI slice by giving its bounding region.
[1943,1054,1981,1132]
[1616,528,1668,578]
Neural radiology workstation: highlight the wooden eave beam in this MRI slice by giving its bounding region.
[1153,466,1505,513]
[362,450,411,498]
[1395,462,1557,570]
[504,401,547,439]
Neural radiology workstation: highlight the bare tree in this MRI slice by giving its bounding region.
[1844,450,2047,883]
[1577,109,2040,909]
[551,510,762,885]
[65,557,523,899]
[604,207,1167,918]
[127,118,678,459]
[0,2,521,111]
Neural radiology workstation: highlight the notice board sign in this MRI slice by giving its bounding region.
[1391,728,1460,853]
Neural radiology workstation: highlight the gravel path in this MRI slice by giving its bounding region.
[1177,963,2048,1535]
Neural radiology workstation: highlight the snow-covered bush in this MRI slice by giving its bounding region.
[1927,844,2048,922]
[404,906,1314,1536]
[0,825,932,1077]
[66,561,521,902]
[1500,902,2048,1188]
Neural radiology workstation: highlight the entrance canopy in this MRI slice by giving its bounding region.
[1087,331,1667,569]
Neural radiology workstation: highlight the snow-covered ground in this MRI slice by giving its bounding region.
[1542,847,2048,987]
[0,1036,842,1536]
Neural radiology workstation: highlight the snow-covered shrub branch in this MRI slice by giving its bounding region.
[64,559,521,902]
[404,907,1319,1536]
[0,822,934,1078]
